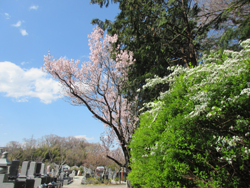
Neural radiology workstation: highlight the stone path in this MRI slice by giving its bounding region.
[63,177,127,188]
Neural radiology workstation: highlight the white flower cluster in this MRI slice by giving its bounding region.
[186,102,208,118]
[244,147,250,154]
[226,155,236,165]
[151,142,158,150]
[140,38,250,121]
[212,134,250,164]
[142,142,167,157]
[143,143,159,151]
[218,155,236,165]
[240,88,250,96]
[215,135,241,147]
[142,65,187,90]
[142,146,150,157]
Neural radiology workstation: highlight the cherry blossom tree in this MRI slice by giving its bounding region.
[42,27,138,175]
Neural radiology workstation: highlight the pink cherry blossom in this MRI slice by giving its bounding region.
[42,27,138,169]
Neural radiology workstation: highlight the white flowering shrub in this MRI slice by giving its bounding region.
[128,39,250,187]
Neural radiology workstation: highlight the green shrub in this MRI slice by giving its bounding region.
[86,177,99,184]
[128,39,250,187]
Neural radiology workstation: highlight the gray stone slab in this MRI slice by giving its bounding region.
[27,162,36,179]
[44,165,47,175]
[33,178,42,188]
[19,161,29,179]
[0,174,14,188]
[40,163,45,176]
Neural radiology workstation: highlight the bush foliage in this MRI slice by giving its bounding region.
[128,39,250,187]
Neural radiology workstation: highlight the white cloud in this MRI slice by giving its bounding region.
[0,61,61,104]
[21,61,29,65]
[17,98,28,102]
[20,29,28,36]
[29,5,39,10]
[4,13,10,19]
[74,135,95,141]
[12,21,22,27]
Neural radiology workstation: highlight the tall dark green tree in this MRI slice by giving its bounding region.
[90,0,212,114]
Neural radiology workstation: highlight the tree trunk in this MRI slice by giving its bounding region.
[126,167,133,188]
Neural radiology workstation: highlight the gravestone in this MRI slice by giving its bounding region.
[108,168,112,180]
[15,161,30,188]
[27,161,36,179]
[8,160,19,181]
[26,162,44,188]
[18,161,29,180]
[40,163,45,176]
[34,162,50,188]
[44,165,47,175]
[33,163,42,188]
[0,158,64,188]
[35,162,42,177]
[41,164,47,185]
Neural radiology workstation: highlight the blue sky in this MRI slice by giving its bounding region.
[0,0,120,146]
